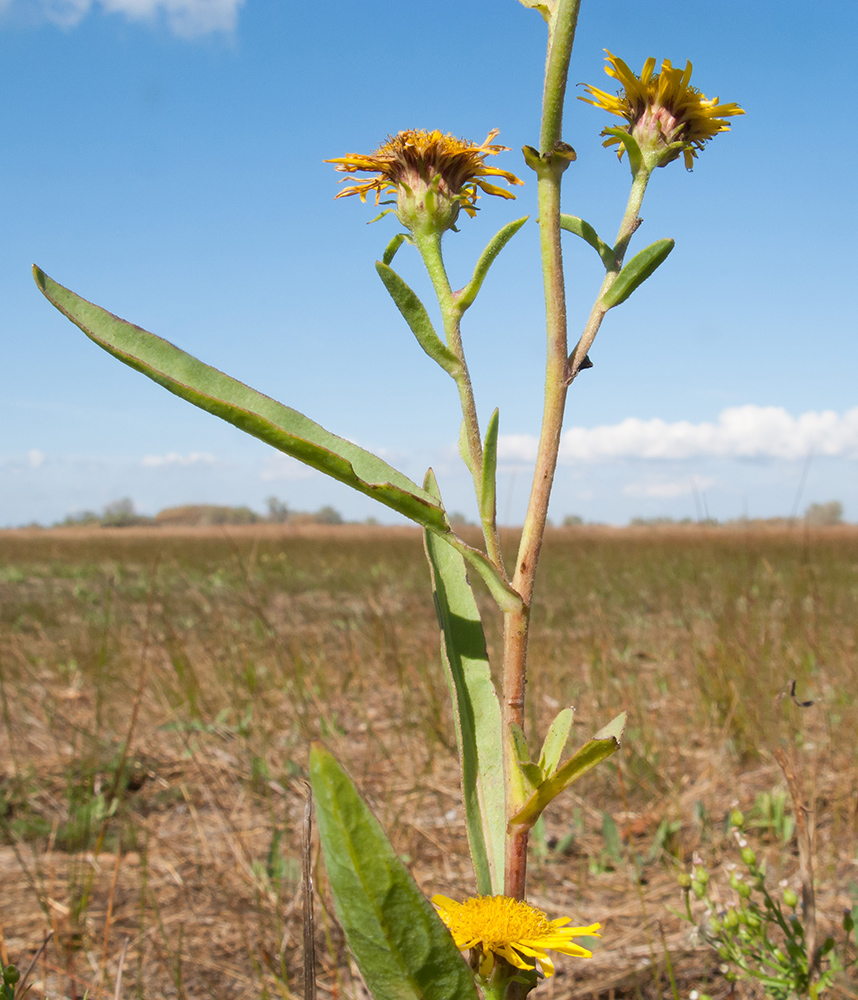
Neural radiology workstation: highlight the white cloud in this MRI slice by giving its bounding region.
[624,476,716,499]
[497,407,858,464]
[24,0,243,36]
[140,451,215,468]
[28,449,46,469]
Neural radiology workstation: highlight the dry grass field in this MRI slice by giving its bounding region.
[1,523,857,1000]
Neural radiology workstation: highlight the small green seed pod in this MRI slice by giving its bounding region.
[783,888,799,909]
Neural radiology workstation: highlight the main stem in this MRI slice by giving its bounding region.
[502,0,581,902]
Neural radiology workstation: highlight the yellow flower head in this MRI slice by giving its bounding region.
[579,50,744,171]
[326,129,523,235]
[432,894,599,979]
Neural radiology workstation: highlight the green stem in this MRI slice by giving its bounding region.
[540,0,582,153]
[568,165,652,376]
[502,0,581,907]
[413,228,506,574]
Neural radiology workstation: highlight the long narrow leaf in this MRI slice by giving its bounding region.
[423,471,505,895]
[375,262,460,375]
[479,409,499,527]
[34,267,522,612]
[457,216,529,312]
[309,744,478,1000]
[33,267,449,533]
[538,707,574,775]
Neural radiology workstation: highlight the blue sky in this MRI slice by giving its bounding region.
[2,0,856,526]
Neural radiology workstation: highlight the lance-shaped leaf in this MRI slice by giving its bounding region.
[33,266,451,534]
[537,706,574,776]
[479,408,499,528]
[375,262,460,376]
[601,239,674,309]
[309,744,478,1000]
[559,216,617,271]
[509,712,626,830]
[423,470,504,895]
[456,217,529,312]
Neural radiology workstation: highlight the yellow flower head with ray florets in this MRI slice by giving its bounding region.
[432,894,599,980]
[579,50,744,171]
[327,129,523,236]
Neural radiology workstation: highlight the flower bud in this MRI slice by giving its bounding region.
[783,889,798,909]
[740,847,756,867]
[730,809,744,828]
[678,872,692,889]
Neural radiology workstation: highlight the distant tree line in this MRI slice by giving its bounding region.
[56,495,347,528]
[50,497,850,530]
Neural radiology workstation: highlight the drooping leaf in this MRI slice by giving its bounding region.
[509,712,626,829]
[479,409,499,527]
[309,744,479,1000]
[559,216,617,270]
[423,470,505,895]
[33,266,450,533]
[33,267,522,613]
[457,217,529,312]
[537,707,574,776]
[602,127,643,176]
[601,239,675,309]
[375,262,460,375]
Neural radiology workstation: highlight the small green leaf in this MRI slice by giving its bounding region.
[382,233,408,266]
[601,239,674,309]
[538,707,574,776]
[423,470,504,895]
[309,744,479,1000]
[480,409,499,527]
[457,216,529,312]
[509,712,626,829]
[375,262,460,375]
[603,127,643,176]
[33,267,450,535]
[559,216,617,270]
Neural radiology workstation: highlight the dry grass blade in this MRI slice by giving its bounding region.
[13,930,53,1000]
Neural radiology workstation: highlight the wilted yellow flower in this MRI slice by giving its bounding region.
[432,894,599,979]
[579,50,744,170]
[327,129,522,235]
